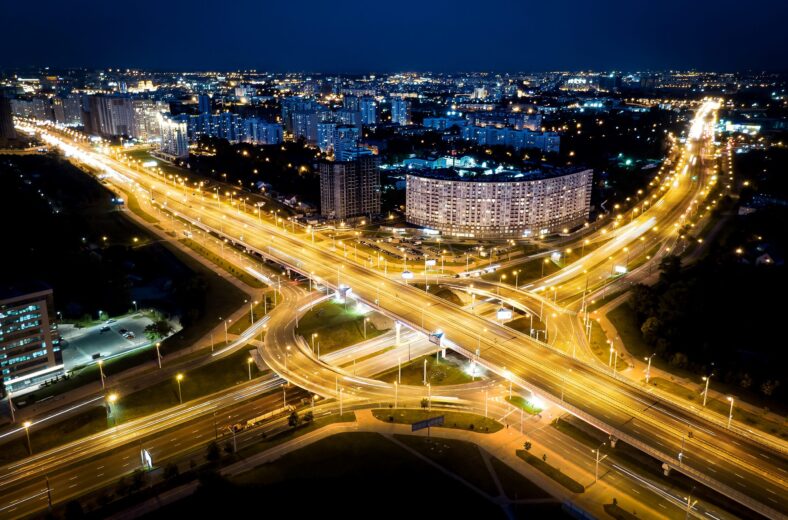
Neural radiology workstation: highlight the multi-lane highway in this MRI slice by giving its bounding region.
[15,100,788,518]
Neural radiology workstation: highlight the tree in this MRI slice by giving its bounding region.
[761,380,781,397]
[205,441,221,462]
[524,441,532,451]
[658,255,682,285]
[144,319,174,342]
[542,454,547,462]
[288,411,300,428]
[131,469,147,491]
[640,316,661,345]
[303,411,314,424]
[420,398,429,409]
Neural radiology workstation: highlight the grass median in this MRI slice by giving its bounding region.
[372,408,502,433]
[180,238,265,288]
[375,351,475,386]
[296,300,386,356]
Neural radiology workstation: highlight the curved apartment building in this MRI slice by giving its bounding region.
[405,168,593,238]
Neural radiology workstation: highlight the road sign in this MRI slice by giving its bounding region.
[412,415,444,432]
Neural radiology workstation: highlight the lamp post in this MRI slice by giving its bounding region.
[247,357,253,381]
[107,393,118,426]
[702,375,712,407]
[98,360,106,389]
[175,373,184,404]
[594,442,606,483]
[155,342,162,369]
[311,333,318,353]
[727,396,734,429]
[364,317,369,339]
[23,421,33,455]
[132,300,138,312]
[645,354,655,384]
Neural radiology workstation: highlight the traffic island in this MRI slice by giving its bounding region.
[371,408,503,433]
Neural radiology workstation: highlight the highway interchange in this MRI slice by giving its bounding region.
[4,100,787,519]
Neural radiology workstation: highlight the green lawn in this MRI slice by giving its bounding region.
[114,349,268,422]
[372,408,503,433]
[227,293,279,335]
[0,407,109,464]
[505,314,544,335]
[505,395,543,415]
[296,300,386,355]
[180,238,265,288]
[375,351,474,386]
[648,377,787,439]
[393,434,500,496]
[515,450,585,494]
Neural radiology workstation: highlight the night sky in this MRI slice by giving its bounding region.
[4,0,787,72]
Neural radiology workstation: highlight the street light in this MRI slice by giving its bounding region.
[364,317,369,339]
[247,357,254,381]
[175,373,184,404]
[132,300,138,312]
[155,342,162,369]
[644,354,655,384]
[107,393,118,426]
[702,374,712,407]
[593,442,607,483]
[23,420,33,455]
[727,396,734,429]
[98,359,106,389]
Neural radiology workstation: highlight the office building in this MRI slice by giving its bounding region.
[319,155,381,220]
[390,97,411,125]
[0,286,63,396]
[158,114,189,158]
[405,167,592,238]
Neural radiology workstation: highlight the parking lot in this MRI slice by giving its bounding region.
[59,313,161,369]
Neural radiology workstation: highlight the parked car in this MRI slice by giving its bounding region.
[99,326,111,333]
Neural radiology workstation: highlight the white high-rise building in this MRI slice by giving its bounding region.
[158,114,189,159]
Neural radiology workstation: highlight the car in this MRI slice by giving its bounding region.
[119,328,128,334]
[124,332,136,339]
[99,326,111,333]
[106,319,117,324]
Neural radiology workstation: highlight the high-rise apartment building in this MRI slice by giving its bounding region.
[158,114,189,158]
[319,155,381,220]
[87,95,134,137]
[359,96,377,125]
[390,97,411,125]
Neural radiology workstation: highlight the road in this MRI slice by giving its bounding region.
[17,101,788,518]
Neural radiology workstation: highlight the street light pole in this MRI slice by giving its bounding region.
[176,373,184,404]
[23,421,32,455]
[98,360,105,389]
[645,354,655,384]
[155,342,162,369]
[247,357,253,381]
[594,442,606,483]
[702,375,712,407]
[727,397,734,429]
